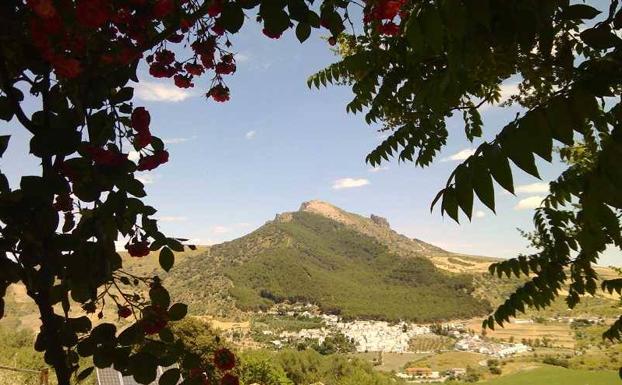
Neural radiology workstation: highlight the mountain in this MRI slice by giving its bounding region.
[164,201,494,322]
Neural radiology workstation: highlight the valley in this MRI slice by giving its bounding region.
[1,201,620,385]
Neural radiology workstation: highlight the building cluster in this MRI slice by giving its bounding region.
[263,307,532,359]
[454,334,531,358]
[396,367,467,383]
[279,315,431,353]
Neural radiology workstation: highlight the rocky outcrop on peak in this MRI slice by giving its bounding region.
[370,214,390,229]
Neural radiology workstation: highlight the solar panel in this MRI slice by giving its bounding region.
[96,367,122,385]
[96,365,182,385]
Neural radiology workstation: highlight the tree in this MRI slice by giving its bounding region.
[0,0,353,383]
[310,0,622,344]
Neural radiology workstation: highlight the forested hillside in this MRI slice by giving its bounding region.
[166,202,492,321]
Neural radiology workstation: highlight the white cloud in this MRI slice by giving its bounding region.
[245,130,256,140]
[516,182,549,194]
[235,53,250,63]
[442,148,475,162]
[514,196,545,210]
[136,173,157,185]
[210,225,231,234]
[474,210,486,218]
[332,178,370,190]
[498,82,520,102]
[156,216,188,222]
[369,166,389,173]
[135,81,193,102]
[163,136,195,144]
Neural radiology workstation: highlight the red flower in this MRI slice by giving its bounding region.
[377,22,400,36]
[125,241,150,257]
[27,0,57,19]
[141,317,167,334]
[215,62,235,75]
[85,146,128,167]
[220,374,239,385]
[180,18,192,31]
[167,33,184,43]
[207,0,223,17]
[379,0,403,19]
[131,107,151,132]
[328,37,337,46]
[174,74,194,88]
[208,85,230,102]
[213,348,236,371]
[117,306,132,318]
[76,0,110,29]
[135,130,152,148]
[184,63,205,76]
[152,0,174,18]
[262,28,282,39]
[200,54,215,69]
[211,24,225,36]
[155,49,175,65]
[140,306,169,334]
[137,150,169,171]
[52,56,82,79]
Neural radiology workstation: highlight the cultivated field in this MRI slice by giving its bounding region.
[351,352,431,372]
[408,351,486,371]
[467,320,575,348]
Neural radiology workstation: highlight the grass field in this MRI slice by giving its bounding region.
[408,351,486,371]
[476,366,617,385]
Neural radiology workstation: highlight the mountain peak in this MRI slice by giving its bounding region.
[298,200,353,223]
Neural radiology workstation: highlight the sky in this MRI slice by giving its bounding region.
[2,1,620,266]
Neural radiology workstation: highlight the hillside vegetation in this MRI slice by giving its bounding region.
[167,204,492,321]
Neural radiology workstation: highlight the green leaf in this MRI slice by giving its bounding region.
[159,327,175,343]
[454,164,474,220]
[149,286,170,309]
[0,135,9,157]
[504,143,540,178]
[167,303,187,321]
[580,27,621,50]
[110,87,134,104]
[295,22,311,43]
[421,6,444,53]
[521,109,553,162]
[129,352,158,385]
[472,157,495,212]
[483,145,514,194]
[159,368,181,385]
[547,98,574,145]
[562,4,601,20]
[441,187,459,223]
[220,2,245,33]
[159,247,174,272]
[0,97,14,121]
[77,366,94,382]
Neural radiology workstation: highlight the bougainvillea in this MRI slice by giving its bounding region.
[0,0,366,383]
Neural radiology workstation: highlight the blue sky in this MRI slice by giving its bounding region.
[2,1,619,266]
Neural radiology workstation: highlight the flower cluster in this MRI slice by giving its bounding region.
[140,304,169,334]
[125,240,150,258]
[189,348,238,385]
[363,0,409,36]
